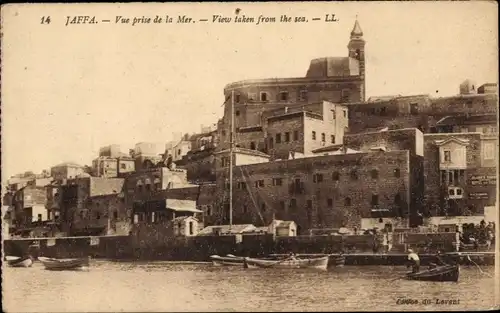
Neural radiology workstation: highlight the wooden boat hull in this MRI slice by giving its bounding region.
[406,265,459,282]
[7,256,33,268]
[210,255,245,266]
[38,257,90,271]
[245,256,329,270]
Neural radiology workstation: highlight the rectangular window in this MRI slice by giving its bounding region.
[331,135,336,144]
[343,110,347,118]
[235,94,241,103]
[293,131,299,141]
[371,194,379,206]
[484,143,495,160]
[260,92,268,101]
[276,133,282,144]
[272,178,283,186]
[444,150,451,162]
[307,200,312,209]
[331,110,336,119]
[299,90,308,101]
[410,103,419,115]
[279,91,289,101]
[312,131,316,140]
[321,133,326,142]
[327,198,333,207]
[341,89,350,102]
[285,132,290,142]
[269,137,274,149]
[255,180,264,188]
[313,173,324,183]
[290,199,297,208]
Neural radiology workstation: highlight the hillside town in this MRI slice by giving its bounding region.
[3,20,497,254]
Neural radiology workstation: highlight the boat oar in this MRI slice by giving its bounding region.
[467,255,493,278]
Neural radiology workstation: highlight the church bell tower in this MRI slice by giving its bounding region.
[348,18,366,101]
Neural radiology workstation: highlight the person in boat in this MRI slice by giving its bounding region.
[428,250,449,269]
[287,252,297,260]
[406,249,420,273]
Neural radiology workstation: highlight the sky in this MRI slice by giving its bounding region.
[1,2,498,182]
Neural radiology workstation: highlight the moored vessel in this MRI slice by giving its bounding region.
[244,255,329,270]
[6,256,34,268]
[38,256,91,271]
[405,264,460,282]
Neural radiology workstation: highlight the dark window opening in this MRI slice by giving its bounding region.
[293,131,299,141]
[276,133,282,144]
[344,197,352,206]
[371,169,379,179]
[371,194,379,206]
[350,170,358,180]
[332,172,340,181]
[285,132,290,142]
[327,198,333,207]
[394,168,401,178]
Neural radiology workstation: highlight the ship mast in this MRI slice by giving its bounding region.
[229,89,235,230]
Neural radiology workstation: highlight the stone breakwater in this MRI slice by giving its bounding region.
[3,232,495,265]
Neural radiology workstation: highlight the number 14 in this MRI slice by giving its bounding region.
[41,16,51,24]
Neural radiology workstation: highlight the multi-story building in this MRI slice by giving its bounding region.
[50,162,87,181]
[131,142,164,171]
[92,145,135,178]
[47,177,127,236]
[9,184,49,230]
[423,132,497,217]
[212,128,424,233]
[347,82,497,134]
[217,19,366,151]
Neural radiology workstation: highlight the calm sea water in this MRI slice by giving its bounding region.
[3,260,498,312]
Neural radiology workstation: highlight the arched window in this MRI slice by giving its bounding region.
[344,197,352,206]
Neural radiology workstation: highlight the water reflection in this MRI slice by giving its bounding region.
[3,261,496,312]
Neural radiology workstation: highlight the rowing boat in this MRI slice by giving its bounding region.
[6,256,34,268]
[38,256,90,271]
[210,254,245,266]
[406,264,459,282]
[244,255,329,270]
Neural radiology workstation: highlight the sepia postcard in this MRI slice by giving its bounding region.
[1,1,499,312]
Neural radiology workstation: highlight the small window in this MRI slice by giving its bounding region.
[37,214,42,221]
[312,131,316,140]
[306,200,312,209]
[327,198,333,207]
[207,205,212,216]
[332,172,340,181]
[96,212,101,220]
[235,110,240,116]
[380,107,387,116]
[279,91,289,101]
[293,130,299,141]
[331,135,336,144]
[394,168,401,178]
[261,203,266,212]
[410,103,418,115]
[243,205,248,214]
[260,92,268,101]
[444,150,451,162]
[290,199,297,208]
[394,194,401,204]
[272,178,283,186]
[332,110,336,119]
[269,137,274,149]
[344,197,352,206]
[371,194,379,206]
[343,110,347,118]
[313,173,323,183]
[250,142,256,150]
[113,211,118,219]
[299,90,308,101]
[235,94,241,103]
[456,188,463,196]
[120,163,126,170]
[321,133,326,142]
[276,133,282,144]
[145,184,151,191]
[350,170,358,180]
[449,189,455,196]
[371,169,379,179]
[285,132,290,142]
[341,89,350,102]
[280,201,285,211]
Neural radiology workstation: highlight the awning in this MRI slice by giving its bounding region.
[165,199,202,213]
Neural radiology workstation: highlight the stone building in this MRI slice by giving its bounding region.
[217,19,366,151]
[50,162,87,181]
[423,132,497,217]
[346,82,498,135]
[91,144,135,178]
[9,185,49,232]
[46,177,127,236]
[211,128,424,233]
